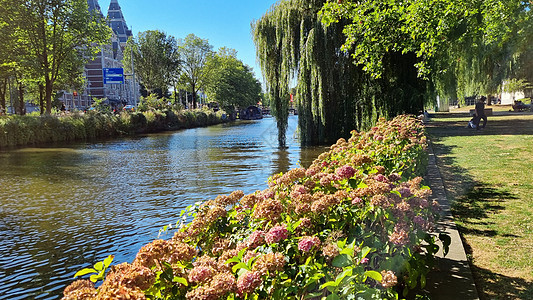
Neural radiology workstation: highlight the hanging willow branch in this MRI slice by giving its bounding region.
[253,0,427,146]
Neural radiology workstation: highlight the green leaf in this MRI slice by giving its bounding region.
[335,268,353,284]
[360,246,371,258]
[403,286,409,297]
[320,280,338,289]
[332,254,353,268]
[390,190,401,197]
[225,257,241,264]
[326,293,341,300]
[290,219,303,233]
[103,255,114,269]
[420,273,427,289]
[89,274,99,283]
[73,268,97,278]
[173,277,188,286]
[348,178,359,188]
[93,261,103,272]
[337,238,347,249]
[232,262,250,273]
[357,182,368,189]
[364,270,382,282]
[304,292,323,299]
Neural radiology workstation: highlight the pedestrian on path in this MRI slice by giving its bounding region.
[474,96,487,130]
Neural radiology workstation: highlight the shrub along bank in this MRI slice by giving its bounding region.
[0,108,228,149]
[63,115,450,300]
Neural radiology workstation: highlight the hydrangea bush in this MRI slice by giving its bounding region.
[63,115,449,300]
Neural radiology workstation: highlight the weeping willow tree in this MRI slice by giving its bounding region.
[253,0,427,146]
[320,0,532,110]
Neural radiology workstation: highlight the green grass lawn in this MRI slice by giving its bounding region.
[426,112,533,300]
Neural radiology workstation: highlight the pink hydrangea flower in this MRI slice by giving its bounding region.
[413,216,425,227]
[305,166,320,177]
[265,225,288,244]
[374,174,388,182]
[398,187,412,198]
[388,173,401,182]
[187,266,213,283]
[247,230,265,249]
[290,185,307,198]
[352,197,363,205]
[389,229,409,246]
[336,165,356,179]
[298,236,321,252]
[237,271,262,295]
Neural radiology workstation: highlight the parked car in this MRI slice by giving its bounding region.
[123,105,135,112]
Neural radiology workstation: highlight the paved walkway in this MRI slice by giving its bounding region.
[424,143,480,300]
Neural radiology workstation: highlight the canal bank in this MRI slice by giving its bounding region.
[0,116,325,300]
[0,108,228,150]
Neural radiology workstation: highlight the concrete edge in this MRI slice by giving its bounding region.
[423,142,480,300]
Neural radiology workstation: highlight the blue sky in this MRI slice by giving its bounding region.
[99,0,278,80]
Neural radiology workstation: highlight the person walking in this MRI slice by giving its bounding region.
[475,96,487,130]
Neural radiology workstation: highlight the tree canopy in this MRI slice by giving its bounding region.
[178,33,214,109]
[253,0,426,146]
[254,0,532,146]
[124,30,180,96]
[321,0,532,101]
[204,48,262,112]
[5,0,110,114]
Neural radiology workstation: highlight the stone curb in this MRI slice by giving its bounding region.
[424,142,480,300]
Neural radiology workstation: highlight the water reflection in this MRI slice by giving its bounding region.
[0,116,326,299]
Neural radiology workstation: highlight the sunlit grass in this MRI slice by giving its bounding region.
[426,113,533,300]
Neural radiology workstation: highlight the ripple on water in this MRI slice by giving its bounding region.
[0,117,324,299]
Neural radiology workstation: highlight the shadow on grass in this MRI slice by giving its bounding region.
[453,183,516,220]
[469,264,533,300]
[426,112,533,137]
[426,116,532,299]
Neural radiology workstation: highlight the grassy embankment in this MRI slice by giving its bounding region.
[426,110,533,299]
[0,108,227,149]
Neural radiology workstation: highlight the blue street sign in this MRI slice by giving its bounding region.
[103,68,124,84]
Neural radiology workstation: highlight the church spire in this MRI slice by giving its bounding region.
[107,0,133,47]
[86,0,103,17]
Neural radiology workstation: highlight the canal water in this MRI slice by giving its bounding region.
[0,115,326,299]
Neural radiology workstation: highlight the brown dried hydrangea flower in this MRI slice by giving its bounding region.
[62,280,96,300]
[252,252,286,276]
[380,270,398,288]
[95,262,155,300]
[252,198,283,222]
[321,243,340,260]
[133,239,197,269]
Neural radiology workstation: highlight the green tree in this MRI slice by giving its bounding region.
[0,0,27,114]
[178,33,214,109]
[320,0,532,103]
[15,0,110,114]
[204,47,262,113]
[124,30,180,96]
[253,0,426,146]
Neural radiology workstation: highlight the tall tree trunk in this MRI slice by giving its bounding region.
[191,83,197,109]
[45,78,53,114]
[0,78,6,114]
[39,84,45,115]
[18,82,25,115]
